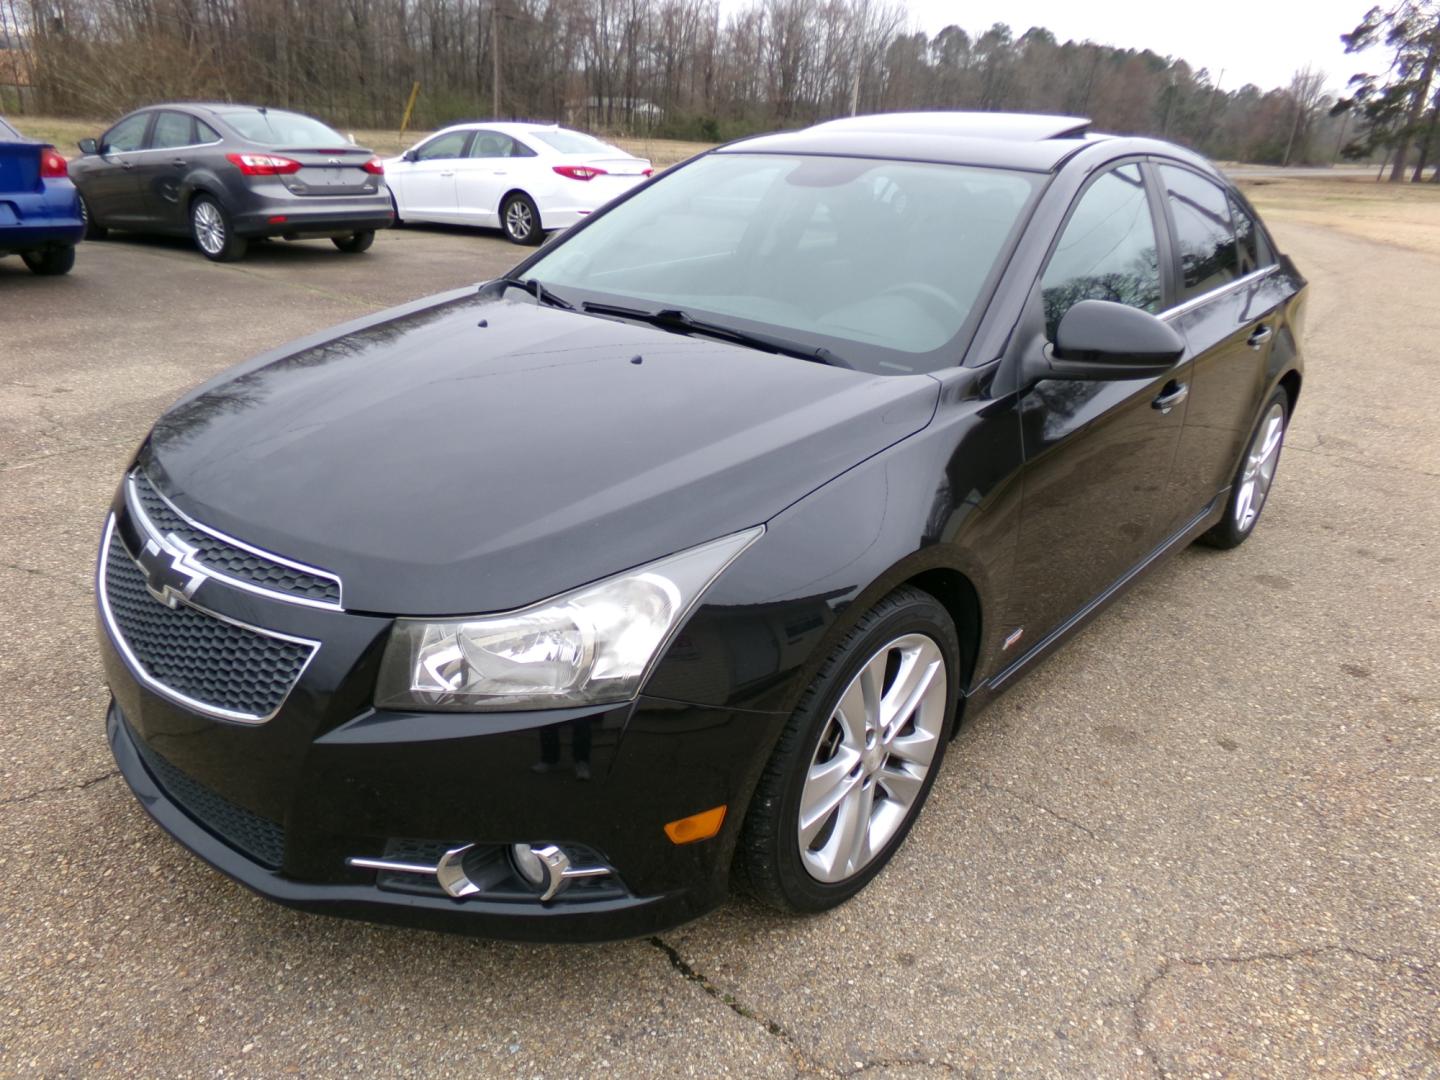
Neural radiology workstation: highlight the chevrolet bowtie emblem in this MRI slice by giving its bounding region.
[137,533,210,608]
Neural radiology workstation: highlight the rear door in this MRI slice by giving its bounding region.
[84,112,152,224]
[1005,161,1190,649]
[391,130,471,221]
[134,110,207,233]
[454,129,532,224]
[1154,163,1286,532]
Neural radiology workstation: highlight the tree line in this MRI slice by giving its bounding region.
[3,0,1434,174]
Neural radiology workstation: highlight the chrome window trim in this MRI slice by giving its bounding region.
[125,472,344,611]
[97,515,320,725]
[1161,264,1279,323]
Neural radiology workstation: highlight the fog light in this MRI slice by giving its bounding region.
[511,842,549,888]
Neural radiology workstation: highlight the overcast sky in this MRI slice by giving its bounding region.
[877,0,1387,94]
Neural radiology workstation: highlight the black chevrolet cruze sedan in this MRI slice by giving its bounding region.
[97,112,1305,941]
[68,103,393,261]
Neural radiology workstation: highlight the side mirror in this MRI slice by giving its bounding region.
[77,137,98,155]
[1046,300,1185,381]
[402,149,419,163]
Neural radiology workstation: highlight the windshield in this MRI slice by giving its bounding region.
[532,130,617,155]
[526,153,1040,373]
[217,109,348,147]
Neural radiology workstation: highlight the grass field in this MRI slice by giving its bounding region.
[8,114,713,168]
[15,113,1440,252]
[1239,173,1440,257]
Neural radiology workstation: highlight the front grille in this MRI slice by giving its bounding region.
[126,715,286,868]
[103,531,315,720]
[129,471,341,606]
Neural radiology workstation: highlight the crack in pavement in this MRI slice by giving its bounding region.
[647,936,830,1075]
[976,778,1099,840]
[1123,943,1439,1078]
[1,769,120,808]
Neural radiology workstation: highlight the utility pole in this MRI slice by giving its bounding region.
[492,0,502,117]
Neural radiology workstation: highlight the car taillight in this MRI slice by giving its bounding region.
[362,157,384,175]
[642,168,654,177]
[226,152,302,176]
[553,165,607,181]
[39,147,67,178]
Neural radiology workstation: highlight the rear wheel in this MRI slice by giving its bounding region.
[21,246,75,276]
[1197,387,1290,550]
[332,230,375,254]
[190,195,246,262]
[738,587,959,913]
[78,194,106,241]
[501,192,543,245]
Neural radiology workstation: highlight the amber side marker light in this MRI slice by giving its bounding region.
[664,805,727,844]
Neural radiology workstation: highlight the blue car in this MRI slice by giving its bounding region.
[1,116,84,275]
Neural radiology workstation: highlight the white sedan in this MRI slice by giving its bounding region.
[383,122,653,245]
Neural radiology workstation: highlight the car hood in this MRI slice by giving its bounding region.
[140,290,940,615]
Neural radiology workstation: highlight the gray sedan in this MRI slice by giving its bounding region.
[69,104,394,261]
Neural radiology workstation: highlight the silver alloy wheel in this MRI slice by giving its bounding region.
[1234,401,1286,533]
[505,199,533,240]
[193,200,225,255]
[797,632,948,883]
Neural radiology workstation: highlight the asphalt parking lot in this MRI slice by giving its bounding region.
[2,215,1437,1077]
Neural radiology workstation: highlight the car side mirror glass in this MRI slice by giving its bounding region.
[78,137,98,155]
[1048,300,1185,381]
[403,149,419,163]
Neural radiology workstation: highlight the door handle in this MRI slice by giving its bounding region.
[119,160,133,170]
[439,170,455,178]
[172,158,187,168]
[1152,381,1189,413]
[1247,325,1273,349]
[492,171,507,176]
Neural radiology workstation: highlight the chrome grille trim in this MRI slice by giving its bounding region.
[97,514,320,725]
[125,471,344,611]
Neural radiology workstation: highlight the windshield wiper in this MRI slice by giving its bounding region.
[581,302,851,369]
[480,276,575,311]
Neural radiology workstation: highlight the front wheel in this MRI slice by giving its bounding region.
[79,194,107,241]
[1197,387,1290,550]
[501,192,543,245]
[22,246,76,276]
[190,195,246,262]
[738,587,959,914]
[332,230,375,254]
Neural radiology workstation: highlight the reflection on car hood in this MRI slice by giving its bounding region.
[141,290,940,615]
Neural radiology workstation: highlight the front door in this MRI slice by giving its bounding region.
[1005,162,1190,651]
[392,130,471,221]
[82,112,152,225]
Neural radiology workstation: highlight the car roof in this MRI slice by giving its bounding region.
[720,111,1218,177]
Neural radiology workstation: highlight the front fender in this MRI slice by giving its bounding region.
[643,370,1025,717]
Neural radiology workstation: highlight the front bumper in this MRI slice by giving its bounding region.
[99,522,786,940]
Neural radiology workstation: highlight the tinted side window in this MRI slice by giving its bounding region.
[1161,165,1238,298]
[416,131,469,160]
[468,131,517,158]
[1041,164,1161,338]
[196,119,222,143]
[1228,195,1274,275]
[150,111,195,150]
[104,113,150,153]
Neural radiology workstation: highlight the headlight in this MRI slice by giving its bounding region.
[375,526,762,711]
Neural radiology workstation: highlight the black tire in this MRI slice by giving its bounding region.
[501,192,543,245]
[190,195,247,262]
[78,194,106,241]
[21,246,75,276]
[737,586,960,914]
[332,230,375,254]
[1197,386,1291,550]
